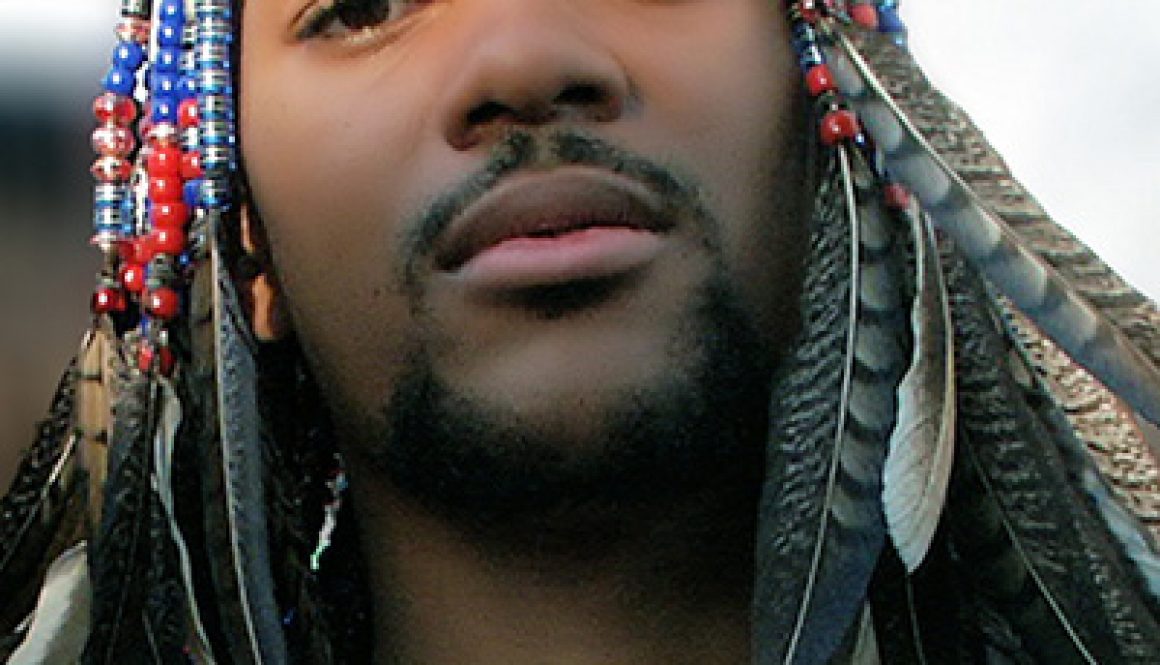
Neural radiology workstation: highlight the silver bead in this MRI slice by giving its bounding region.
[94,183,126,208]
[120,0,150,19]
[198,68,232,95]
[195,41,230,68]
[200,94,232,120]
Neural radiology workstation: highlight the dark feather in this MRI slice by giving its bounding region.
[83,370,158,664]
[0,350,88,641]
[942,245,1160,663]
[754,147,907,664]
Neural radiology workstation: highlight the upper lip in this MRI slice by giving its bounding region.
[433,168,674,271]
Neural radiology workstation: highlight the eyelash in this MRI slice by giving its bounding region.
[299,0,400,40]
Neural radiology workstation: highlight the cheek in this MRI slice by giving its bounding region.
[239,52,432,414]
[620,8,806,331]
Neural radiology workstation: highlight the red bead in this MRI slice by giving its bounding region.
[93,93,138,125]
[152,201,189,228]
[90,156,133,183]
[178,99,200,128]
[148,228,186,257]
[138,343,175,376]
[116,17,151,45]
[92,125,136,158]
[851,4,879,29]
[819,109,860,146]
[180,152,203,180]
[150,176,184,203]
[799,0,821,23]
[147,146,181,177]
[805,64,836,97]
[146,287,181,320]
[121,263,146,293]
[128,237,152,264]
[884,183,911,210]
[92,287,127,314]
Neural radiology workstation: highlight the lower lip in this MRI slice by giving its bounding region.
[455,227,663,290]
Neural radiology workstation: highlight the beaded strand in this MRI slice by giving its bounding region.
[90,0,152,317]
[87,0,236,377]
[789,0,912,211]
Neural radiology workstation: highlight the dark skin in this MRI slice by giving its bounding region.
[240,0,809,662]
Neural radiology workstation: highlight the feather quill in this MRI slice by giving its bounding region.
[882,203,955,571]
[826,27,1160,428]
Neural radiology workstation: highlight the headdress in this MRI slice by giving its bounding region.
[2,1,1159,663]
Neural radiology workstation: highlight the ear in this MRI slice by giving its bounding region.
[240,205,290,341]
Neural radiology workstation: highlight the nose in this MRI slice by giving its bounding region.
[439,1,630,150]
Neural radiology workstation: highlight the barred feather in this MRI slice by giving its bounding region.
[943,248,1160,663]
[826,27,1160,428]
[755,146,907,665]
[209,235,288,664]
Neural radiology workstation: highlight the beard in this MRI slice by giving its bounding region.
[365,270,776,555]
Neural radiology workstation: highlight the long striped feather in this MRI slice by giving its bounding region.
[882,202,955,572]
[826,28,1160,428]
[756,146,906,665]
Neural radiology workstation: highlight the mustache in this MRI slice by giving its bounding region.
[397,128,711,286]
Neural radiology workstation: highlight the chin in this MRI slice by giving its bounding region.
[351,269,777,546]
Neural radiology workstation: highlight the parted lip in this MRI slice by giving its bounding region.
[432,168,675,271]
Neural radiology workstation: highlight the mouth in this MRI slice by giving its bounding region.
[433,168,675,290]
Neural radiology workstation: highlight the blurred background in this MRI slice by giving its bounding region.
[1,1,1158,487]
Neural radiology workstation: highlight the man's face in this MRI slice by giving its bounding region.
[241,0,808,520]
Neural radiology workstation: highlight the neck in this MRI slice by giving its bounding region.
[347,467,760,665]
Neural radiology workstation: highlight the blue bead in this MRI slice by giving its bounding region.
[103,67,136,96]
[878,7,906,33]
[183,180,203,207]
[158,22,182,47]
[152,97,179,123]
[151,72,179,97]
[154,47,182,73]
[179,76,198,99]
[160,0,185,23]
[112,41,145,70]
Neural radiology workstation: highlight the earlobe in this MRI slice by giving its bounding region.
[240,205,290,341]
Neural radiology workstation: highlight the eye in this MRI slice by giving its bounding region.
[299,0,403,40]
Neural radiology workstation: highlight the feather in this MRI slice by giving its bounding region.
[83,367,158,663]
[7,542,90,665]
[825,27,1160,428]
[755,146,906,665]
[997,300,1160,602]
[942,248,1160,663]
[0,351,86,636]
[848,604,881,665]
[882,202,955,571]
[151,378,215,656]
[210,236,288,664]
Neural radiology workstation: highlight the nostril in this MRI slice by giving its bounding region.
[466,101,511,127]
[555,83,607,107]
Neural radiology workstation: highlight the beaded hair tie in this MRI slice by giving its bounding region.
[89,0,235,377]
